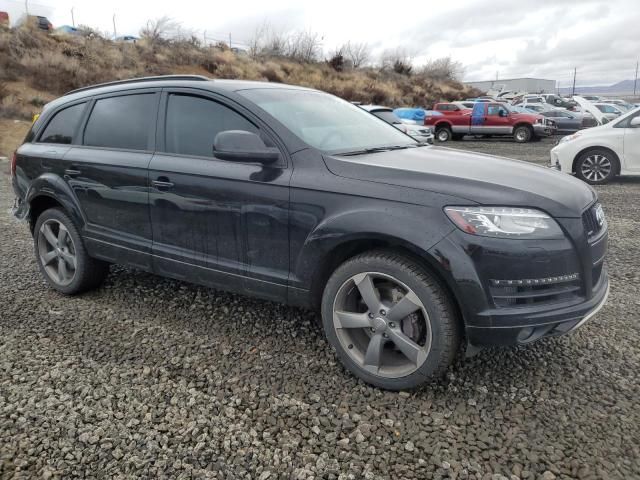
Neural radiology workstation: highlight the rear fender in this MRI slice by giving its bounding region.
[23,173,86,229]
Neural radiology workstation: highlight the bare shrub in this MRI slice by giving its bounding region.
[345,41,370,68]
[420,56,463,81]
[380,48,413,75]
[140,17,181,46]
[327,46,346,72]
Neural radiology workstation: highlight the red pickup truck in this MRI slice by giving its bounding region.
[426,102,555,143]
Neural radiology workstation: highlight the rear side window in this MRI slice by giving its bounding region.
[84,94,156,150]
[165,94,258,157]
[39,103,86,144]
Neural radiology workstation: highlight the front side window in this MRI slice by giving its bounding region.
[84,94,156,150]
[165,94,258,157]
[39,103,86,144]
[239,88,415,152]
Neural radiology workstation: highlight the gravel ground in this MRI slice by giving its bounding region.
[1,138,639,479]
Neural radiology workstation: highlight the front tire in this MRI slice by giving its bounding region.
[575,149,617,185]
[513,125,532,143]
[321,251,460,390]
[33,208,109,295]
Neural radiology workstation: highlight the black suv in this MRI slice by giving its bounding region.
[11,76,609,390]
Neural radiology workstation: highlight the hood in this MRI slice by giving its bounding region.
[325,146,595,218]
[573,96,606,125]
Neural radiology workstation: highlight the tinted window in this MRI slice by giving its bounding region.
[165,94,258,157]
[39,103,86,144]
[84,94,156,150]
[372,110,401,124]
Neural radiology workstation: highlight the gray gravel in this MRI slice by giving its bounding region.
[1,138,640,479]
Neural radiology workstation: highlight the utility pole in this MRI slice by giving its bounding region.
[24,0,28,15]
[71,7,75,27]
[634,60,639,96]
[571,68,576,96]
[112,14,117,39]
[228,33,232,50]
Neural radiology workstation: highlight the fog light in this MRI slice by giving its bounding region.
[517,327,535,342]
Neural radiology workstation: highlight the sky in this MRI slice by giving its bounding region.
[2,0,639,87]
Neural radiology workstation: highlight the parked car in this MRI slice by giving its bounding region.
[26,15,53,31]
[360,105,433,144]
[115,35,140,43]
[0,11,9,27]
[425,101,554,142]
[540,94,577,110]
[551,105,640,184]
[11,75,609,390]
[593,103,625,121]
[540,110,596,133]
[605,99,635,111]
[54,25,82,36]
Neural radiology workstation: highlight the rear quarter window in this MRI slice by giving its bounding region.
[38,103,86,144]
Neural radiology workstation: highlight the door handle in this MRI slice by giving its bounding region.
[64,168,81,177]
[152,177,174,190]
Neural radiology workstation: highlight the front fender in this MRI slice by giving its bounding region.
[290,203,455,291]
[23,173,86,229]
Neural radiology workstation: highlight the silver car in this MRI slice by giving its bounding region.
[359,105,434,144]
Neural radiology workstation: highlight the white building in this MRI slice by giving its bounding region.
[464,78,557,94]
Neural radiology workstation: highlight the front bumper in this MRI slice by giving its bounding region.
[533,123,554,137]
[428,214,609,347]
[465,269,609,346]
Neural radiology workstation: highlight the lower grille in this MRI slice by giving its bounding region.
[490,274,581,308]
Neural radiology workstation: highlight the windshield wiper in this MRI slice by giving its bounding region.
[338,145,414,156]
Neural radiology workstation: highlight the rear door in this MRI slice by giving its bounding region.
[148,89,291,301]
[62,89,160,269]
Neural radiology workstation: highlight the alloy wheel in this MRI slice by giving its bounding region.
[331,272,432,378]
[37,219,77,286]
[581,154,612,182]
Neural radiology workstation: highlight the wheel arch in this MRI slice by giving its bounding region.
[572,146,621,175]
[307,235,466,334]
[512,122,533,133]
[25,174,86,233]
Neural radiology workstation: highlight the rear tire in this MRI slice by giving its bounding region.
[435,126,452,142]
[513,125,532,143]
[33,208,109,295]
[574,149,617,185]
[321,250,460,390]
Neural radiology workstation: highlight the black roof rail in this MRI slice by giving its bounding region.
[64,75,210,96]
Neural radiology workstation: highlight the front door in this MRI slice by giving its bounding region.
[148,90,291,301]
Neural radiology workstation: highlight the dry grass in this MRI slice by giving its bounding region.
[0,119,30,158]
[0,24,479,118]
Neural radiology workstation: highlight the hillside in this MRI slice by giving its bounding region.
[0,23,478,125]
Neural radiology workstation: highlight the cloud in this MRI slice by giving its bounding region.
[37,0,640,86]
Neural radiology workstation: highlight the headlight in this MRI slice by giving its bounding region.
[559,132,581,144]
[444,206,564,239]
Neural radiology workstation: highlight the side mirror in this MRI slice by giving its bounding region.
[630,116,640,128]
[498,110,507,117]
[213,130,280,163]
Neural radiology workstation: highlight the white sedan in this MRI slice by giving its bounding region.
[550,104,640,184]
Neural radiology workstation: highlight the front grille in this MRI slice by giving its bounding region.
[490,274,581,308]
[582,204,604,238]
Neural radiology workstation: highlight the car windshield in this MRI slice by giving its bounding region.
[239,88,416,153]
